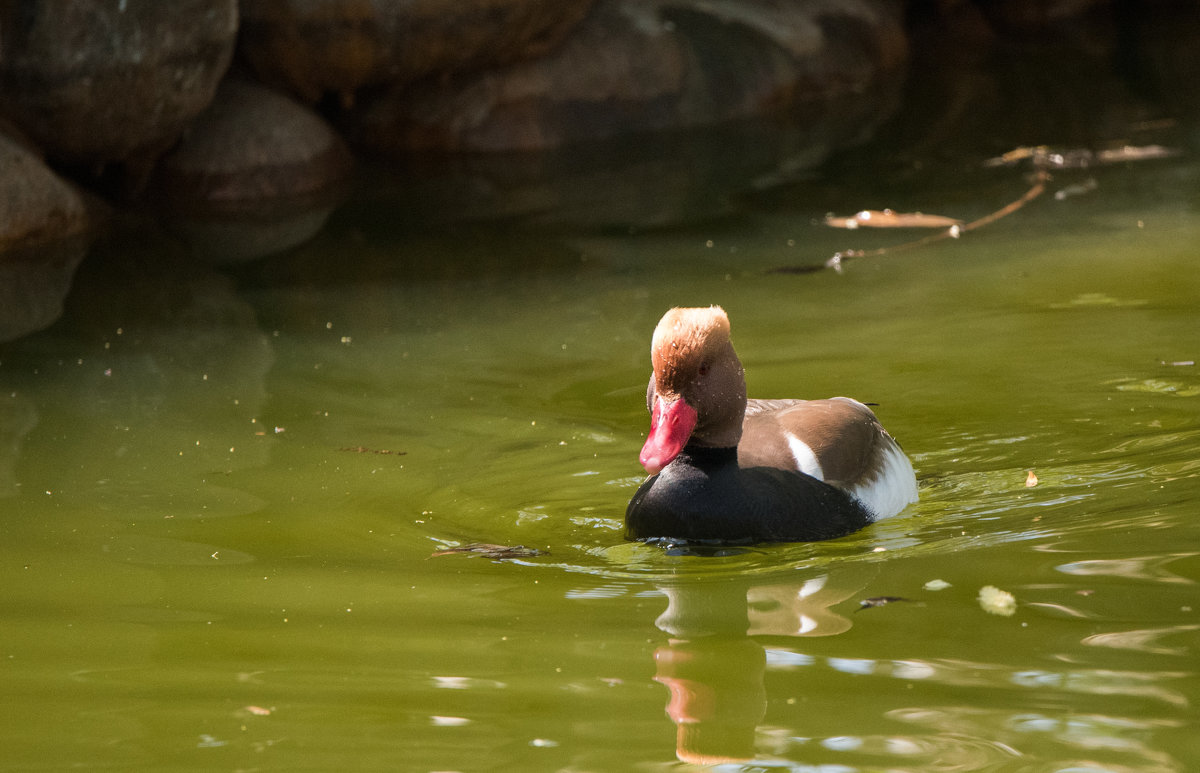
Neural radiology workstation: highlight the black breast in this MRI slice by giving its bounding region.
[624,445,873,544]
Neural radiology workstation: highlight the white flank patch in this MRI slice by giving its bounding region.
[784,432,824,479]
[847,439,919,520]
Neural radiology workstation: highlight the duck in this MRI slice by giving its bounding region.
[625,306,918,544]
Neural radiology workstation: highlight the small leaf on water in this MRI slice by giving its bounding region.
[1025,470,1039,487]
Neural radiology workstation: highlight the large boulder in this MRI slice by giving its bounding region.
[0,128,97,342]
[238,0,597,105]
[156,80,353,205]
[355,0,908,153]
[0,131,89,250]
[0,131,94,342]
[0,0,237,166]
[154,81,353,262]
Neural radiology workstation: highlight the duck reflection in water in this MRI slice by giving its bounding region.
[650,569,867,765]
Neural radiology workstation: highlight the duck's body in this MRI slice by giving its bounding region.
[625,306,917,545]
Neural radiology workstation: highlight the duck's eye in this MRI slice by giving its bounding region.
[697,362,710,377]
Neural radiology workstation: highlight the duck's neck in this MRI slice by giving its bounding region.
[691,421,743,449]
[680,444,739,466]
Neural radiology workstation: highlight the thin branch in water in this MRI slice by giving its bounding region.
[824,210,963,229]
[769,170,1049,274]
[770,140,1179,274]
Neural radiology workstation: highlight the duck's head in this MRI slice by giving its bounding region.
[640,306,747,474]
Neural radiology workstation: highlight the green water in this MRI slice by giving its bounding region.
[4,130,1200,771]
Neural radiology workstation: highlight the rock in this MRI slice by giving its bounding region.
[154,80,353,261]
[0,131,90,251]
[355,0,907,153]
[0,0,237,166]
[238,0,596,105]
[156,81,352,205]
[0,130,96,342]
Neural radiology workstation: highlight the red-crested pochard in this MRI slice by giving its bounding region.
[626,306,918,544]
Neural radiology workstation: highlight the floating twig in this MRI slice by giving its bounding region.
[430,542,546,560]
[824,209,963,230]
[771,140,1180,275]
[857,595,920,611]
[770,170,1048,274]
[338,446,407,456]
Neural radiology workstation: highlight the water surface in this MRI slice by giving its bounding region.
[3,73,1200,773]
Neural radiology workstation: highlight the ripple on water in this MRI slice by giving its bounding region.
[1080,624,1200,656]
[884,705,1188,772]
[755,722,1021,771]
[423,406,1200,600]
[1055,553,1199,584]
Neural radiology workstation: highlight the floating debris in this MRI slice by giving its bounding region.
[430,543,546,560]
[982,146,1043,167]
[1025,470,1039,488]
[1096,144,1179,164]
[857,596,918,611]
[978,585,1017,616]
[824,209,963,230]
[1054,177,1098,200]
[923,579,952,591]
[983,145,1095,169]
[773,136,1179,275]
[983,144,1178,170]
[430,715,471,727]
[338,446,407,456]
[772,170,1049,274]
[1049,292,1147,309]
[1114,378,1200,397]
